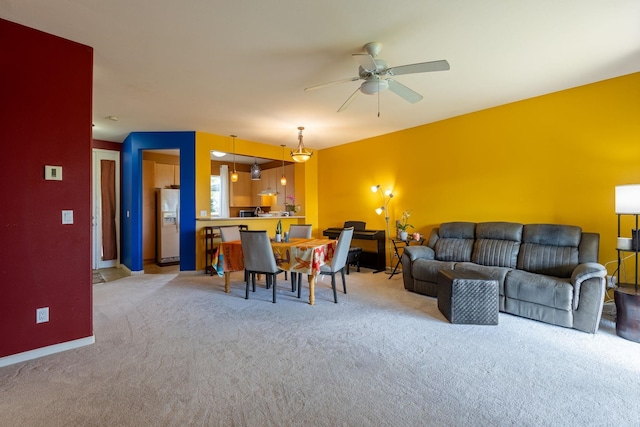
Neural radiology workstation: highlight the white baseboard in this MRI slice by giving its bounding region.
[120,264,143,275]
[0,336,95,368]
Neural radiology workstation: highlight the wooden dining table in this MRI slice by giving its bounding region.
[220,238,337,305]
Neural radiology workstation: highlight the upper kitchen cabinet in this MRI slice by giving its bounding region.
[155,163,180,188]
[254,168,282,207]
[229,171,251,207]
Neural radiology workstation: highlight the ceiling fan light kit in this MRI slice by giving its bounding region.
[305,41,450,113]
[361,78,389,95]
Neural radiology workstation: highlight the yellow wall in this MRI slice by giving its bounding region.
[317,72,640,277]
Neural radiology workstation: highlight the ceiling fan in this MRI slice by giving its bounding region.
[304,42,450,115]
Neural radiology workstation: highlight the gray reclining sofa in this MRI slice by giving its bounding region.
[401,222,607,333]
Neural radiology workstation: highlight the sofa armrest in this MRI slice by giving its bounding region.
[403,246,435,261]
[571,262,606,310]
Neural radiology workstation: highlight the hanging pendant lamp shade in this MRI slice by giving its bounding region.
[280,144,287,185]
[230,135,238,183]
[290,126,313,163]
[251,158,261,180]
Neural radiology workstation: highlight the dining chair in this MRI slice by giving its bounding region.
[239,230,285,303]
[220,225,249,282]
[288,224,312,239]
[219,225,241,242]
[286,224,313,286]
[318,227,354,303]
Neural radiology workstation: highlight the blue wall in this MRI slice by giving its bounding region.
[122,131,196,271]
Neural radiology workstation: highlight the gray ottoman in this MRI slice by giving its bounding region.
[437,270,499,325]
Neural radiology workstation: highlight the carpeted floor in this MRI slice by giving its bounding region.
[1,269,639,426]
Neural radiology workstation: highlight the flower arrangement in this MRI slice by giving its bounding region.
[397,210,414,231]
[285,195,296,212]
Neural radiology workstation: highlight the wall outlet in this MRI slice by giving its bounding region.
[36,307,49,323]
[606,275,617,289]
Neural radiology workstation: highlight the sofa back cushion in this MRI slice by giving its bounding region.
[434,222,476,262]
[517,224,581,277]
[472,222,523,268]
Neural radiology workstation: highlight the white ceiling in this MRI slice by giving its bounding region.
[2,1,639,150]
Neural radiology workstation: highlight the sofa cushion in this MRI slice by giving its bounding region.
[434,222,476,262]
[412,259,455,284]
[504,269,573,311]
[472,222,523,268]
[516,224,580,277]
[454,262,513,308]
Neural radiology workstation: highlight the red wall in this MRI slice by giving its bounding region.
[0,18,93,357]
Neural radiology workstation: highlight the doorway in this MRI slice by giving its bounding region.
[92,149,120,269]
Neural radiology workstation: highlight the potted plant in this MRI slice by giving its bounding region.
[275,219,282,242]
[397,210,413,241]
[285,195,296,213]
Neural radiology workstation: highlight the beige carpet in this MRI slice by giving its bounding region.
[1,269,639,426]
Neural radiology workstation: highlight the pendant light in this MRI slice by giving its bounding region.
[280,144,287,186]
[230,134,238,183]
[251,158,261,180]
[290,126,313,163]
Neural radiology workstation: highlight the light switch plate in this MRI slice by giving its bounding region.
[45,165,62,181]
[62,210,74,224]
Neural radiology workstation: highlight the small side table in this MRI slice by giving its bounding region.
[388,237,425,279]
[614,286,640,343]
[437,269,499,325]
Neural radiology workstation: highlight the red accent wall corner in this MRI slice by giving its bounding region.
[0,18,94,358]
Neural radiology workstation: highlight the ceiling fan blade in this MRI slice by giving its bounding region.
[386,59,450,76]
[337,86,361,112]
[352,53,377,72]
[304,76,360,92]
[387,79,423,103]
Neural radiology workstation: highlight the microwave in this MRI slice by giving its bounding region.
[239,210,256,217]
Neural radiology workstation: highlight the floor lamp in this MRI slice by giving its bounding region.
[372,185,394,271]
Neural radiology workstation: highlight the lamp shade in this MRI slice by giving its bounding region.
[290,126,313,163]
[615,185,640,214]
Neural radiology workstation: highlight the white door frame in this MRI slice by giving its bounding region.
[92,149,121,269]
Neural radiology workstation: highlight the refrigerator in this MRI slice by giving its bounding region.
[156,188,180,265]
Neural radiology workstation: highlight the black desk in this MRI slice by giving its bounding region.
[322,228,386,272]
[388,237,425,279]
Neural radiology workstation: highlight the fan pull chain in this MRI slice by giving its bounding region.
[377,79,381,117]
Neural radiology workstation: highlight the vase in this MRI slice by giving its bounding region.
[275,234,282,242]
[400,231,408,241]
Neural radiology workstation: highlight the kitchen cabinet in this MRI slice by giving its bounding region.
[249,168,275,206]
[229,171,251,207]
[229,166,293,208]
[155,163,179,188]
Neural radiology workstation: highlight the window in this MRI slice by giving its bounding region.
[210,175,221,217]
